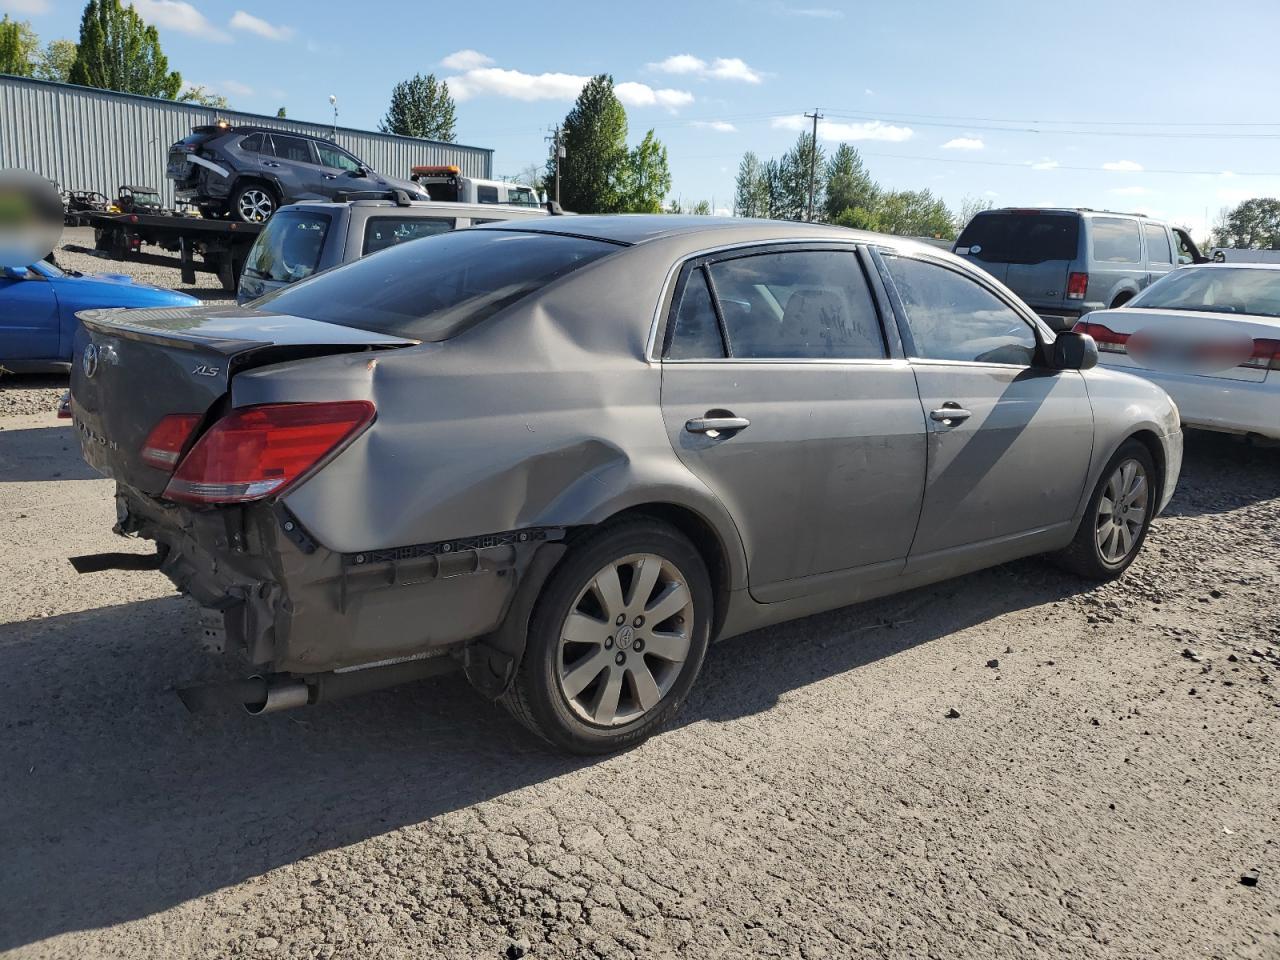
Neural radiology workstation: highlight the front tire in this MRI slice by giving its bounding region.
[501,519,713,754]
[1054,439,1156,580]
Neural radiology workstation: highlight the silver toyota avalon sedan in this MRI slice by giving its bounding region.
[69,216,1182,753]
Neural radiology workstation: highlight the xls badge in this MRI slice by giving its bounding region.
[192,363,220,377]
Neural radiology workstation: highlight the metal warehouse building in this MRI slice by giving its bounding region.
[0,75,493,207]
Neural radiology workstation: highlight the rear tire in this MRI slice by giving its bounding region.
[501,519,713,754]
[231,182,278,223]
[1053,439,1156,580]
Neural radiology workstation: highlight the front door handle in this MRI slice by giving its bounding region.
[261,161,281,168]
[685,416,750,436]
[324,174,339,180]
[929,404,971,426]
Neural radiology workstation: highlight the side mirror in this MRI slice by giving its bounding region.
[1053,330,1098,371]
[3,266,30,281]
[347,166,370,179]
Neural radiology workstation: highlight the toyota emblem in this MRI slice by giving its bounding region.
[82,343,99,379]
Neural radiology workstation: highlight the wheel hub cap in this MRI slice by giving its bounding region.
[555,553,694,728]
[1095,458,1149,565]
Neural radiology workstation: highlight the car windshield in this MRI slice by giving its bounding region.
[1130,266,1280,319]
[241,210,332,284]
[956,212,1079,264]
[254,228,618,340]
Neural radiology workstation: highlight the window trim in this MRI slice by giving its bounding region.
[655,240,896,364]
[1142,221,1173,266]
[872,247,1054,370]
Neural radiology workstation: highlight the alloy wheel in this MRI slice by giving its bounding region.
[555,553,695,727]
[237,189,274,223]
[1095,458,1149,565]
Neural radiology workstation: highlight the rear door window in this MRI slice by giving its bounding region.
[1091,217,1142,263]
[1143,223,1172,264]
[256,229,617,340]
[239,133,263,153]
[363,216,456,255]
[477,185,500,204]
[955,213,1079,264]
[268,135,316,164]
[665,268,726,359]
[241,210,331,284]
[705,249,886,360]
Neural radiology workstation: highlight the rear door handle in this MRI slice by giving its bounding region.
[929,405,971,425]
[685,416,750,436]
[261,161,281,168]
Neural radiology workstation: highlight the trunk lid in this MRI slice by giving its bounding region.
[70,304,416,495]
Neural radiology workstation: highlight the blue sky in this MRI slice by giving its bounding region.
[7,0,1280,237]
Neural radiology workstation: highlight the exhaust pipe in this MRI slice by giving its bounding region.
[244,677,309,715]
[176,655,458,716]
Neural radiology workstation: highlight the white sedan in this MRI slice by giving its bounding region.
[1075,263,1280,440]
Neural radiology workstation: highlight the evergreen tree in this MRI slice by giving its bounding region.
[0,16,38,76]
[379,73,456,142]
[550,74,629,213]
[276,106,287,119]
[68,0,181,99]
[734,151,770,218]
[824,144,878,223]
[778,133,824,221]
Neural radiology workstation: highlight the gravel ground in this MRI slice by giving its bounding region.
[0,226,233,416]
[0,394,1277,959]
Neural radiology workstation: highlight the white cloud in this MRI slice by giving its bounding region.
[440,49,494,71]
[647,54,763,84]
[615,81,694,111]
[713,207,732,216]
[1103,160,1143,172]
[984,190,999,197]
[1109,186,1152,196]
[942,137,984,150]
[0,0,50,13]
[447,67,589,102]
[220,79,254,97]
[1030,158,1059,171]
[692,120,737,133]
[864,88,874,96]
[772,3,843,17]
[772,115,913,143]
[129,0,229,40]
[447,66,692,109]
[229,10,294,40]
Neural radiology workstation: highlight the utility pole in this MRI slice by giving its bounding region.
[804,108,822,222]
[545,126,564,205]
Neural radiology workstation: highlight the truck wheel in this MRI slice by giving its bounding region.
[1053,439,1156,580]
[501,519,713,754]
[231,183,278,223]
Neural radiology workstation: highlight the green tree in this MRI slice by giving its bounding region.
[955,194,994,233]
[379,73,456,142]
[33,38,78,82]
[689,199,712,216]
[831,206,884,232]
[1212,197,1280,249]
[0,16,39,76]
[276,106,287,119]
[619,129,671,213]
[778,132,824,221]
[178,84,228,108]
[823,144,878,222]
[762,158,783,219]
[665,198,684,214]
[69,0,182,98]
[875,189,956,239]
[734,151,770,218]
[551,74,629,213]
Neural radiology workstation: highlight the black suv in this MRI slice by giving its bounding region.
[166,123,429,223]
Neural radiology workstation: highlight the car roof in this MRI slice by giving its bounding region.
[1188,261,1280,270]
[475,214,894,247]
[978,206,1155,221]
[279,199,547,217]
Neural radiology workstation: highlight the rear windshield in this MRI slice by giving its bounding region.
[956,212,1079,264]
[241,210,331,285]
[255,228,618,340]
[1131,266,1280,319]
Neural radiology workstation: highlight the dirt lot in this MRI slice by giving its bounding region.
[0,372,1277,958]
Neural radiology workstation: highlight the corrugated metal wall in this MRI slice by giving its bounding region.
[0,75,493,206]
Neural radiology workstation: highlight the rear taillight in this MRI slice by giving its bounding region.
[1073,320,1130,354]
[1241,338,1280,372]
[141,413,202,470]
[164,401,375,505]
[1066,272,1089,300]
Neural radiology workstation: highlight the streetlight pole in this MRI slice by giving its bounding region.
[328,95,338,139]
[804,108,823,222]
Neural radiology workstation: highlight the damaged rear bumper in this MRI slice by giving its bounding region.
[111,483,563,674]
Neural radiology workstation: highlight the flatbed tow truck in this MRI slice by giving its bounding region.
[77,210,262,290]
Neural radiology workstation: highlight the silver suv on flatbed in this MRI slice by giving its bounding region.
[236,197,549,303]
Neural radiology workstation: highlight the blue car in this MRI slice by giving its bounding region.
[1,260,198,371]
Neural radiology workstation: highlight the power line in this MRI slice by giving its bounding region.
[818,111,1280,140]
